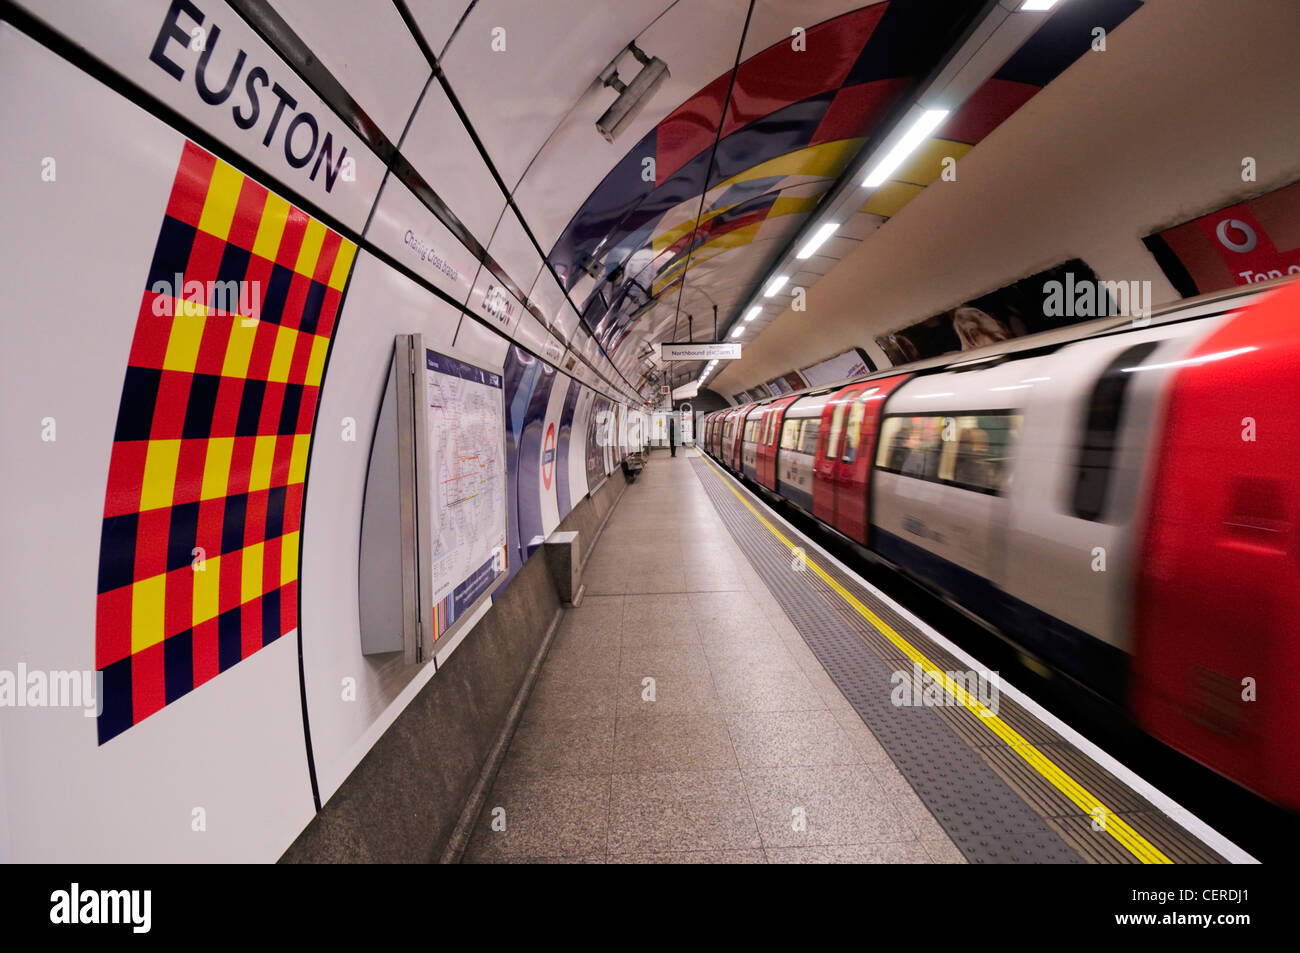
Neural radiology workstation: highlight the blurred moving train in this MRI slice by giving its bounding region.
[701,279,1300,811]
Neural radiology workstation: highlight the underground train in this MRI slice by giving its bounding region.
[701,279,1300,811]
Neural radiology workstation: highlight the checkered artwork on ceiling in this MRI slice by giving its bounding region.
[95,140,356,743]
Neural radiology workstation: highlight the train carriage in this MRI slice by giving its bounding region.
[701,279,1300,809]
[773,393,831,512]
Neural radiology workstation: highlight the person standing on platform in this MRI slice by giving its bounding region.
[669,413,677,457]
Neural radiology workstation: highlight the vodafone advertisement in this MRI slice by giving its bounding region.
[1145,180,1300,295]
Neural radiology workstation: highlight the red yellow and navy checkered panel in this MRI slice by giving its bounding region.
[95,141,355,743]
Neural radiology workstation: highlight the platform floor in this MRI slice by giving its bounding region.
[465,449,964,863]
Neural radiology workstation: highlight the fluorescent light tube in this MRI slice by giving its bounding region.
[763,275,789,297]
[796,222,839,259]
[862,109,950,187]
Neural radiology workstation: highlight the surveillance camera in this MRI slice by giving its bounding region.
[596,53,669,143]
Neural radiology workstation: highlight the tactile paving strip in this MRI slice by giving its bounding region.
[689,455,1225,864]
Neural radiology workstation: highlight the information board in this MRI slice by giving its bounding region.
[660,342,742,361]
[420,348,508,646]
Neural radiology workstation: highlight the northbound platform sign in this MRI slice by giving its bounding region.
[659,342,741,361]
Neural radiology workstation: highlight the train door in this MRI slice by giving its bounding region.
[824,383,871,539]
[830,376,909,543]
[723,408,739,468]
[723,409,740,465]
[759,396,797,490]
[812,385,857,524]
[741,407,762,480]
[751,407,770,483]
[731,405,751,471]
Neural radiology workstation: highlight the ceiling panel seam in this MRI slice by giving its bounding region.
[225,0,639,399]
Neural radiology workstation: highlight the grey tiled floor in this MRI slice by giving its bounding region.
[465,449,965,864]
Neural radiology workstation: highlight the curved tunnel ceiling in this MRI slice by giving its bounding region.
[506,0,994,394]
[226,0,1147,404]
[440,0,1143,399]
[539,1,979,382]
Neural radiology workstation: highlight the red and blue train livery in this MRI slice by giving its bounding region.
[701,280,1300,811]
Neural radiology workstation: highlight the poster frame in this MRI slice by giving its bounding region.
[398,333,510,665]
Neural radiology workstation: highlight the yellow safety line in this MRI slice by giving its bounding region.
[693,450,1171,864]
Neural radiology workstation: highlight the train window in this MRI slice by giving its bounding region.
[1072,342,1159,521]
[780,419,799,450]
[876,416,942,479]
[841,400,868,463]
[941,415,1020,493]
[827,401,849,458]
[876,413,1021,495]
[799,421,820,455]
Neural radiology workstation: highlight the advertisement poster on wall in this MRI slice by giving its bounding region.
[799,348,871,387]
[766,377,792,395]
[781,371,808,391]
[874,259,1108,366]
[1143,179,1300,297]
[585,395,610,491]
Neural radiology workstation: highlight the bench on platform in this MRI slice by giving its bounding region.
[623,451,646,481]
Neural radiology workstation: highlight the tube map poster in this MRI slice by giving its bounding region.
[423,350,507,640]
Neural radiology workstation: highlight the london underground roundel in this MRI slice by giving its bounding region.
[542,422,557,490]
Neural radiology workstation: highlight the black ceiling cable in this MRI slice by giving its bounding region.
[666,0,756,376]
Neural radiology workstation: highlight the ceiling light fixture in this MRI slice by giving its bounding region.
[744,306,761,322]
[730,325,744,339]
[862,109,950,187]
[1020,0,1060,11]
[763,275,789,297]
[595,43,670,143]
[796,222,839,259]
